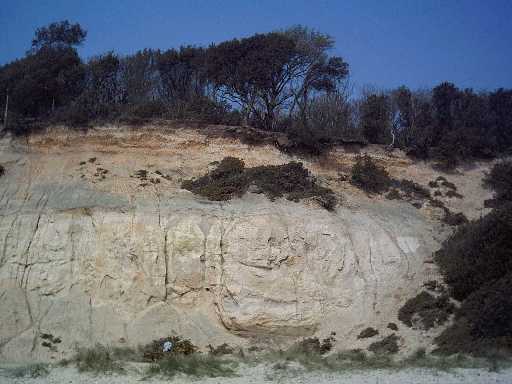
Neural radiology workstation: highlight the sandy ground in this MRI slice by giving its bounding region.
[1,365,512,384]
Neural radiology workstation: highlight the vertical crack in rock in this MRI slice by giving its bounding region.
[19,214,42,289]
[163,231,169,301]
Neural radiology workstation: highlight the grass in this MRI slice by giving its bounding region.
[145,354,237,378]
[74,344,125,374]
[1,363,50,378]
[65,340,512,378]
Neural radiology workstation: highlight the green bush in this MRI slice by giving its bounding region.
[368,334,400,355]
[398,291,455,330]
[395,179,431,200]
[435,274,512,356]
[182,157,337,210]
[434,204,512,301]
[484,160,512,203]
[357,327,379,339]
[350,155,391,194]
[142,335,198,362]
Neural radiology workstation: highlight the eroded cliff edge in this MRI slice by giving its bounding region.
[0,126,492,362]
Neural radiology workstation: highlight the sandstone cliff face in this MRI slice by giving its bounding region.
[0,127,491,362]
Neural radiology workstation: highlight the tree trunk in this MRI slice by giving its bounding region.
[2,91,8,131]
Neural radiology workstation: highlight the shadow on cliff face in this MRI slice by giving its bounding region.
[181,156,337,210]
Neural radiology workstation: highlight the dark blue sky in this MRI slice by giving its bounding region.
[1,0,511,91]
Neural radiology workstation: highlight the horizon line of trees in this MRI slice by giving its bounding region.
[1,20,512,164]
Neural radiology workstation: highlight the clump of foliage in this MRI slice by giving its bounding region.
[208,343,234,356]
[368,334,400,355]
[74,344,124,373]
[387,323,398,331]
[350,155,391,194]
[395,179,431,200]
[385,188,401,200]
[0,165,5,177]
[398,291,455,330]
[142,336,198,362]
[182,157,337,210]
[484,160,512,204]
[294,335,336,355]
[433,200,512,356]
[357,327,379,339]
[146,354,237,378]
[441,210,468,226]
[435,275,512,356]
[434,204,512,301]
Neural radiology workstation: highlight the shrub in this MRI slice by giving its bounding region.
[434,204,512,301]
[208,343,234,356]
[182,157,337,210]
[385,189,401,200]
[294,335,335,355]
[441,210,468,226]
[357,327,379,339]
[398,291,455,330]
[74,344,124,373]
[484,160,512,203]
[368,334,400,355]
[350,155,391,194]
[435,274,512,356]
[387,323,398,331]
[395,179,431,200]
[142,336,198,362]
[0,165,4,177]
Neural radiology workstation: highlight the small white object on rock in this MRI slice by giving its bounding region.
[163,341,173,352]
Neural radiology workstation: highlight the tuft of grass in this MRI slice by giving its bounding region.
[146,354,237,378]
[74,344,125,374]
[2,363,49,378]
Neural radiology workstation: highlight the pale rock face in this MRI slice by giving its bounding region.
[0,132,442,362]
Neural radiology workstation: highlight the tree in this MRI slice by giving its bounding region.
[359,93,391,144]
[157,46,208,104]
[119,49,159,104]
[207,32,296,129]
[0,46,84,119]
[82,52,121,116]
[283,26,348,125]
[31,20,87,52]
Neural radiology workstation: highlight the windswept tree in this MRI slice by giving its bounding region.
[207,27,348,130]
[31,20,87,52]
[284,26,349,124]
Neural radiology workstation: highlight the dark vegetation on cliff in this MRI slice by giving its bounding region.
[182,157,337,210]
[394,161,512,356]
[2,21,512,163]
